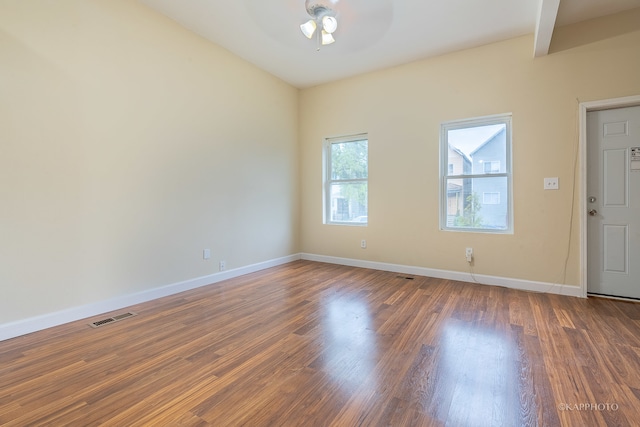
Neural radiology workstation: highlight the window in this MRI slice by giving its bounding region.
[440,114,512,233]
[483,192,500,205]
[324,134,368,225]
[483,161,500,174]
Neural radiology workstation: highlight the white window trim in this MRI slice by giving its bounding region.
[323,133,368,226]
[439,113,513,234]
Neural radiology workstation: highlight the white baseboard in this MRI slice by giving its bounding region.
[1,252,583,342]
[300,253,583,298]
[0,254,301,342]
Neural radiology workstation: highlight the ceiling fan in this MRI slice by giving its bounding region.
[243,0,393,54]
[300,0,339,49]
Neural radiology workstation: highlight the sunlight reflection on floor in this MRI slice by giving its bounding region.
[435,320,524,426]
[320,294,377,395]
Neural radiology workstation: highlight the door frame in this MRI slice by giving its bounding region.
[579,95,640,298]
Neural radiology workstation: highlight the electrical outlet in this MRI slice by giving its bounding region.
[361,239,367,249]
[465,247,473,263]
[544,177,559,190]
[219,260,226,271]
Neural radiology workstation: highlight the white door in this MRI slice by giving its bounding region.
[587,105,640,299]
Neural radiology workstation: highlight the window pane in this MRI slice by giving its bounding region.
[329,182,368,223]
[445,176,508,230]
[441,114,511,233]
[331,140,368,180]
[447,124,506,176]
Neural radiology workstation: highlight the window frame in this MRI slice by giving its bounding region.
[439,114,513,234]
[323,133,369,226]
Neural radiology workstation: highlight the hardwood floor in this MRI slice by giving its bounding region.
[1,260,640,426]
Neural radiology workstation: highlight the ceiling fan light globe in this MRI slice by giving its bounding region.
[322,16,337,34]
[321,31,335,45]
[300,20,317,38]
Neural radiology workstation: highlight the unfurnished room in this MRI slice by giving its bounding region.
[1,0,640,425]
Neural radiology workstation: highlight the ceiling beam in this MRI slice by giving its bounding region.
[533,0,560,57]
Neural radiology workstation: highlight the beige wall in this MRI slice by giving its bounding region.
[0,0,299,324]
[2,2,639,328]
[299,10,640,286]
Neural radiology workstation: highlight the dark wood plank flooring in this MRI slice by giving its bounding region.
[1,260,640,426]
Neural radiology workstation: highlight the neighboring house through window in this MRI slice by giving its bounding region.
[483,192,501,205]
[440,114,512,233]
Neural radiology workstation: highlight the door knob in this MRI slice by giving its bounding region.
[589,209,598,216]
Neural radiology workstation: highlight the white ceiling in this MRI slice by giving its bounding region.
[139,0,640,88]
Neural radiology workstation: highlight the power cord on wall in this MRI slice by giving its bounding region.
[541,97,582,296]
[468,260,480,284]
[466,98,582,296]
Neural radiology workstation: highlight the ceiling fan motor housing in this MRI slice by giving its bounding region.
[305,0,338,18]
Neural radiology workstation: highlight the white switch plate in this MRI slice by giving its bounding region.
[203,248,211,260]
[544,177,559,190]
